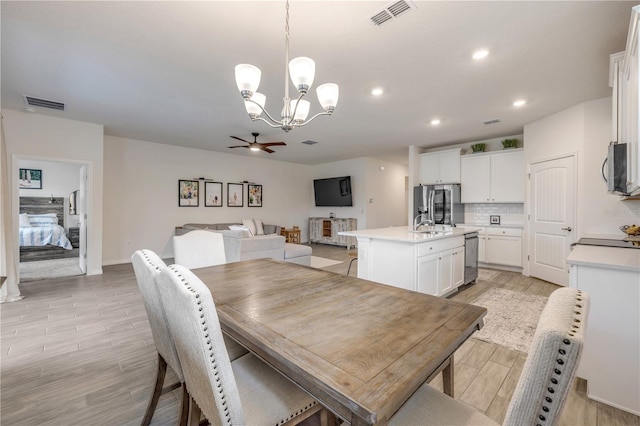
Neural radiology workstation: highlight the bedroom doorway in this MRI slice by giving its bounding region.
[17,158,88,282]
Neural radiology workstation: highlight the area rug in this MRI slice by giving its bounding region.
[309,256,342,269]
[471,288,548,353]
[20,257,83,282]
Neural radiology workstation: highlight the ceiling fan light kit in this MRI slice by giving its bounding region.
[234,0,339,132]
[228,132,286,154]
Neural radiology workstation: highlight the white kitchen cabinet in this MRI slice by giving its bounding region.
[419,148,461,184]
[416,236,465,297]
[567,246,640,415]
[485,227,522,267]
[461,149,525,203]
[478,233,486,262]
[417,252,439,295]
[610,6,640,195]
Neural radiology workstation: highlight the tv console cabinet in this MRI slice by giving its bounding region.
[309,217,356,248]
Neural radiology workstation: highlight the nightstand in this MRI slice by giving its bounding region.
[68,227,80,248]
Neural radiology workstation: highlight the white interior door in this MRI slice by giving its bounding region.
[78,165,87,273]
[529,155,576,286]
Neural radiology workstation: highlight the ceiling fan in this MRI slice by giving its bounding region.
[228,132,286,153]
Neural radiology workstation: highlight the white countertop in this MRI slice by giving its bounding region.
[339,226,480,243]
[567,245,640,272]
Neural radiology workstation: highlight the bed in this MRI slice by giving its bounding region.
[19,197,76,262]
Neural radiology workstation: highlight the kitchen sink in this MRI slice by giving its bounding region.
[410,230,447,234]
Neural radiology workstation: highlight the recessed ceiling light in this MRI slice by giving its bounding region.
[472,49,489,60]
[513,99,527,107]
[371,88,384,96]
[430,119,441,126]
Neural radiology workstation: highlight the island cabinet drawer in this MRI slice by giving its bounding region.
[440,236,465,251]
[486,227,522,237]
[418,241,441,256]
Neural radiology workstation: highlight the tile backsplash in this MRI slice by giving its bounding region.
[463,203,524,226]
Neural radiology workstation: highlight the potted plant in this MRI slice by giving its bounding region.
[471,143,486,153]
[502,138,519,149]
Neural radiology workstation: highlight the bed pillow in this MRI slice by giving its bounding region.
[28,213,59,226]
[241,219,256,236]
[19,213,32,227]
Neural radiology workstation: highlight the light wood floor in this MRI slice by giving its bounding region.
[1,244,638,425]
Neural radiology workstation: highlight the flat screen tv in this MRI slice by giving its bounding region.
[313,176,352,207]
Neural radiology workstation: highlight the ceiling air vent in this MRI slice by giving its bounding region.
[370,0,416,26]
[301,140,319,145]
[482,118,501,125]
[23,95,65,111]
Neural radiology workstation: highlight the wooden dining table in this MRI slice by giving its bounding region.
[192,258,487,425]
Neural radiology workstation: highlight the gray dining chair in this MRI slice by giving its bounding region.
[388,287,590,426]
[172,230,249,362]
[157,264,328,426]
[131,249,188,426]
[172,229,226,269]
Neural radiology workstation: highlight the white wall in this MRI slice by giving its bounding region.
[103,136,314,263]
[18,159,82,230]
[103,137,409,263]
[2,109,104,275]
[524,97,640,238]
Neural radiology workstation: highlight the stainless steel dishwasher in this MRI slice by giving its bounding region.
[464,232,479,285]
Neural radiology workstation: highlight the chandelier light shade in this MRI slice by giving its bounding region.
[234,0,338,132]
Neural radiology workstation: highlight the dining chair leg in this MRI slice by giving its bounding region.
[141,353,168,426]
[347,257,357,276]
[178,384,189,426]
[188,395,202,426]
[320,408,338,426]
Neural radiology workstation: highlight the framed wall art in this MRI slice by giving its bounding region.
[178,180,199,207]
[204,181,223,207]
[19,168,42,189]
[227,183,243,207]
[248,184,262,207]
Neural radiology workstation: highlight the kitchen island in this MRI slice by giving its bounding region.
[339,226,480,297]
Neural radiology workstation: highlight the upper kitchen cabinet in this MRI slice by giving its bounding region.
[611,5,639,195]
[419,148,461,184]
[461,149,525,203]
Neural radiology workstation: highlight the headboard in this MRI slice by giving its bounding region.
[19,196,65,227]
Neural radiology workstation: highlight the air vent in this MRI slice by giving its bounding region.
[301,140,319,145]
[23,95,65,111]
[482,118,501,125]
[370,0,416,26]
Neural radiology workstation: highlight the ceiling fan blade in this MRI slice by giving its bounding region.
[260,142,287,147]
[228,145,249,149]
[230,136,250,144]
[260,147,275,153]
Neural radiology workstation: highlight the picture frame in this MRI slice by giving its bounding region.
[490,215,501,225]
[248,184,262,207]
[204,181,223,207]
[19,168,42,189]
[178,180,199,207]
[227,183,243,207]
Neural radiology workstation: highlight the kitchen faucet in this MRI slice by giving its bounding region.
[413,213,433,231]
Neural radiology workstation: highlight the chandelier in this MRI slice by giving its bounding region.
[234,1,339,132]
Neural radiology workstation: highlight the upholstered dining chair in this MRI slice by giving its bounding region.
[172,229,249,362]
[388,287,590,426]
[172,229,226,269]
[131,249,188,426]
[157,264,329,426]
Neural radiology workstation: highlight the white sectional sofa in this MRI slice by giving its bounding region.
[175,223,311,266]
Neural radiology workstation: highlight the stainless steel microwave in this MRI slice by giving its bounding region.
[604,142,628,195]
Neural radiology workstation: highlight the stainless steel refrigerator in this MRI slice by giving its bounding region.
[413,184,464,225]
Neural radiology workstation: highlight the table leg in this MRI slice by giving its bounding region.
[442,355,454,397]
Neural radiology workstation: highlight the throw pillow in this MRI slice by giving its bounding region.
[254,219,265,235]
[241,219,256,236]
[19,213,32,227]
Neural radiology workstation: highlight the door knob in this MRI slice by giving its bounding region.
[561,227,572,232]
